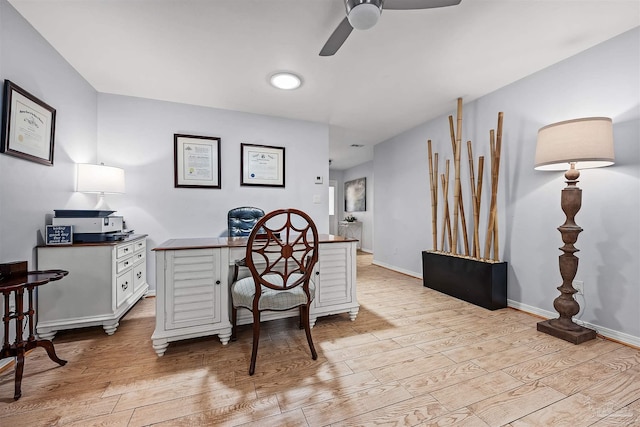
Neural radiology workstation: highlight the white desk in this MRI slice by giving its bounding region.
[151,234,359,356]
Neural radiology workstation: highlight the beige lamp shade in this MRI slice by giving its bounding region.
[76,163,125,193]
[535,117,615,171]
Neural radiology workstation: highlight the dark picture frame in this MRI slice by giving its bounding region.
[174,134,221,189]
[345,177,366,212]
[1,80,56,166]
[241,143,285,187]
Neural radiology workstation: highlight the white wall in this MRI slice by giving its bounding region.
[0,0,99,263]
[0,0,99,354]
[97,94,329,291]
[373,27,640,344]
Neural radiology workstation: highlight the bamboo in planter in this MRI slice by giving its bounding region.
[448,100,469,256]
[440,160,452,252]
[427,140,438,251]
[426,98,503,263]
[484,113,503,260]
[467,140,480,258]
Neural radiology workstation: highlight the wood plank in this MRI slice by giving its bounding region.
[0,252,637,427]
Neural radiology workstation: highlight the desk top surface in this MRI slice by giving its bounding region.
[153,234,357,251]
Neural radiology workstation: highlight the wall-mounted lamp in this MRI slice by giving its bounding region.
[76,163,126,210]
[534,117,614,344]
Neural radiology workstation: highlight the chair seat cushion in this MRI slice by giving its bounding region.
[231,273,315,311]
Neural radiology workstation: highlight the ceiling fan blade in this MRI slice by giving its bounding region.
[384,0,462,10]
[319,17,354,56]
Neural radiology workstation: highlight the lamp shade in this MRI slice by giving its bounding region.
[534,117,614,171]
[76,163,125,194]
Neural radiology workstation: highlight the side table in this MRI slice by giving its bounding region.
[0,264,68,400]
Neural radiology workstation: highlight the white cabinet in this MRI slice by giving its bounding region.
[310,241,359,326]
[152,247,232,356]
[36,235,149,339]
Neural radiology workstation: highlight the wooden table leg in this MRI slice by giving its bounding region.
[24,286,67,366]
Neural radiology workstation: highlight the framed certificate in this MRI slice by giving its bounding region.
[1,80,56,166]
[174,134,221,188]
[241,143,285,187]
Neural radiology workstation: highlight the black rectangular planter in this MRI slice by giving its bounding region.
[422,251,507,310]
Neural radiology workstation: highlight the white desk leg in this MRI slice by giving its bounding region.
[152,339,169,357]
[218,329,232,345]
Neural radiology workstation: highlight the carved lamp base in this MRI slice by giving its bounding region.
[537,319,596,344]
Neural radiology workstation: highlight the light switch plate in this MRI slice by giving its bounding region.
[313,195,321,204]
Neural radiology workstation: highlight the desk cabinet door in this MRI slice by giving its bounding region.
[164,249,222,330]
[315,243,353,307]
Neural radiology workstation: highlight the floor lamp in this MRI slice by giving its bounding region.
[534,117,614,344]
[76,163,126,211]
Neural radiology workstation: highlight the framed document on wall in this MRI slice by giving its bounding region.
[174,134,221,188]
[1,80,56,166]
[241,143,285,187]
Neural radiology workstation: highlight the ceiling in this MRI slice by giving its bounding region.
[7,0,639,170]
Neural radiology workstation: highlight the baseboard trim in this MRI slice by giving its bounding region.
[508,299,640,349]
[371,259,422,279]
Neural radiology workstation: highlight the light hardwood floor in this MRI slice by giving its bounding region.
[1,252,639,426]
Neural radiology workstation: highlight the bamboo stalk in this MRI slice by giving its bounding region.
[476,156,484,208]
[434,152,439,249]
[440,160,452,252]
[484,129,497,259]
[476,155,485,257]
[427,140,437,250]
[492,112,504,261]
[451,98,469,255]
[467,140,480,258]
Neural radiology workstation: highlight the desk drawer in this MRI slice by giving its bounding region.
[133,262,146,292]
[117,257,134,273]
[117,243,133,259]
[116,270,133,307]
[134,239,146,253]
[132,250,145,265]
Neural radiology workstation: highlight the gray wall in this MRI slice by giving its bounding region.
[0,0,329,355]
[97,93,329,289]
[0,0,99,264]
[372,27,640,344]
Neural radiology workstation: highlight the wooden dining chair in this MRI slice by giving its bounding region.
[230,208,319,375]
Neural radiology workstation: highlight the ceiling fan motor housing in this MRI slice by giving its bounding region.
[346,0,383,30]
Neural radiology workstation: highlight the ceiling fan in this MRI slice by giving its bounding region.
[319,0,462,56]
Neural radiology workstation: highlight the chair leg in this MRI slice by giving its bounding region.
[231,306,237,342]
[298,306,304,330]
[249,310,261,375]
[301,304,317,360]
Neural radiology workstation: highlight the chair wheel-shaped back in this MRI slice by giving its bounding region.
[230,208,319,375]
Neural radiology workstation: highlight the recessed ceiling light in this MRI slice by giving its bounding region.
[270,72,302,90]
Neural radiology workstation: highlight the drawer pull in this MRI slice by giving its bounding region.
[216,280,221,285]
[124,247,129,253]
[315,271,320,276]
[137,253,143,259]
[137,271,143,279]
[124,261,129,267]
[122,281,129,290]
